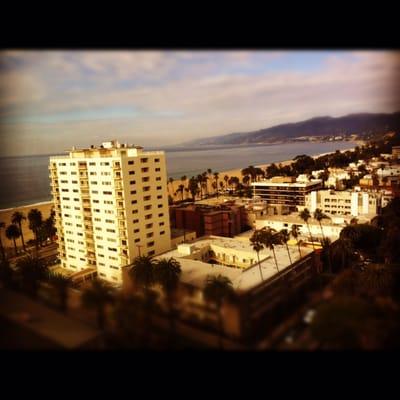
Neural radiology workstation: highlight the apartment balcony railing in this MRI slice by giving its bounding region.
[81,190,90,198]
[119,230,127,239]
[78,164,87,169]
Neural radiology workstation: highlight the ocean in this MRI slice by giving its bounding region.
[0,141,355,210]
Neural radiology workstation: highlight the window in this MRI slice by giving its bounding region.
[157,195,162,199]
[146,223,153,229]
[156,177,161,181]
[132,209,138,214]
[90,172,97,176]
[145,214,152,220]
[133,219,139,224]
[108,247,117,252]
[147,241,154,247]
[89,162,96,166]
[141,158,148,163]
[130,180,136,185]
[144,205,152,210]
[129,171,135,175]
[142,167,149,173]
[156,186,162,190]
[155,168,161,172]
[144,195,151,201]
[143,186,150,192]
[155,158,160,162]
[158,204,163,208]
[159,222,165,226]
[158,213,164,217]
[134,238,140,243]
[131,190,137,195]
[148,250,155,256]
[128,161,134,165]
[103,191,112,195]
[131,200,137,204]
[142,177,150,182]
[134,228,139,233]
[160,231,165,235]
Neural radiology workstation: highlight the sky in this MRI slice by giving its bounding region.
[0,50,399,156]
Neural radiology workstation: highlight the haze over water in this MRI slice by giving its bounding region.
[0,141,355,210]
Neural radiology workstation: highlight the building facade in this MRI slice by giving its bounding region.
[49,140,171,284]
[305,189,381,217]
[251,177,322,212]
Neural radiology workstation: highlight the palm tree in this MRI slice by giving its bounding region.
[28,208,43,251]
[82,279,114,330]
[279,229,292,265]
[168,177,174,195]
[154,257,182,347]
[129,255,156,345]
[313,208,330,242]
[262,228,280,272]
[299,208,315,250]
[188,177,199,202]
[48,272,71,313]
[250,229,265,280]
[213,172,219,197]
[291,224,302,258]
[223,175,229,190]
[5,224,21,257]
[180,175,187,190]
[0,221,6,261]
[203,274,235,349]
[15,254,48,298]
[332,238,354,271]
[177,184,185,201]
[11,211,26,251]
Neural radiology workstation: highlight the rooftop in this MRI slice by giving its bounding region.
[154,235,312,292]
[251,179,322,188]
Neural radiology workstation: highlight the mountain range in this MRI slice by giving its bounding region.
[184,111,400,146]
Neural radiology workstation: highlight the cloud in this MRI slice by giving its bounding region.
[0,50,399,156]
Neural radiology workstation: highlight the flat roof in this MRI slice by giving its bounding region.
[251,179,322,188]
[154,236,313,293]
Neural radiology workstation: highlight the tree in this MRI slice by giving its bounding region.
[15,254,48,298]
[331,238,355,271]
[177,184,185,201]
[154,257,182,347]
[168,177,174,195]
[5,224,21,257]
[129,256,156,345]
[291,224,302,258]
[262,228,280,272]
[203,275,235,349]
[28,208,43,251]
[223,175,229,190]
[11,211,26,251]
[82,279,114,330]
[299,208,315,250]
[313,208,330,242]
[0,222,6,261]
[250,229,265,280]
[214,172,219,197]
[48,272,71,313]
[188,177,199,202]
[279,229,292,265]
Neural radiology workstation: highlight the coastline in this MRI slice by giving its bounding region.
[0,145,358,247]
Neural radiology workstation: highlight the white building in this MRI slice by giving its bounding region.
[304,189,381,217]
[49,140,172,284]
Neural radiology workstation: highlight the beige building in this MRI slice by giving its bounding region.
[304,189,381,217]
[49,140,171,284]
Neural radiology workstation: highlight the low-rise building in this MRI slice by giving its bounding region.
[304,189,381,217]
[251,177,323,213]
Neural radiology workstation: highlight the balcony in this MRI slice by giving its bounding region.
[81,190,90,198]
[78,163,87,170]
[112,163,121,170]
[119,230,127,239]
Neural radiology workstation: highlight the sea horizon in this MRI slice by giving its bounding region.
[0,141,356,210]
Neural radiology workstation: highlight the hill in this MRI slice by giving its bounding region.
[185,111,400,146]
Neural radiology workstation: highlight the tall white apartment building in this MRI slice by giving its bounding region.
[49,140,171,284]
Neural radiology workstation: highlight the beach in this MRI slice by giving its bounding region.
[0,202,54,250]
